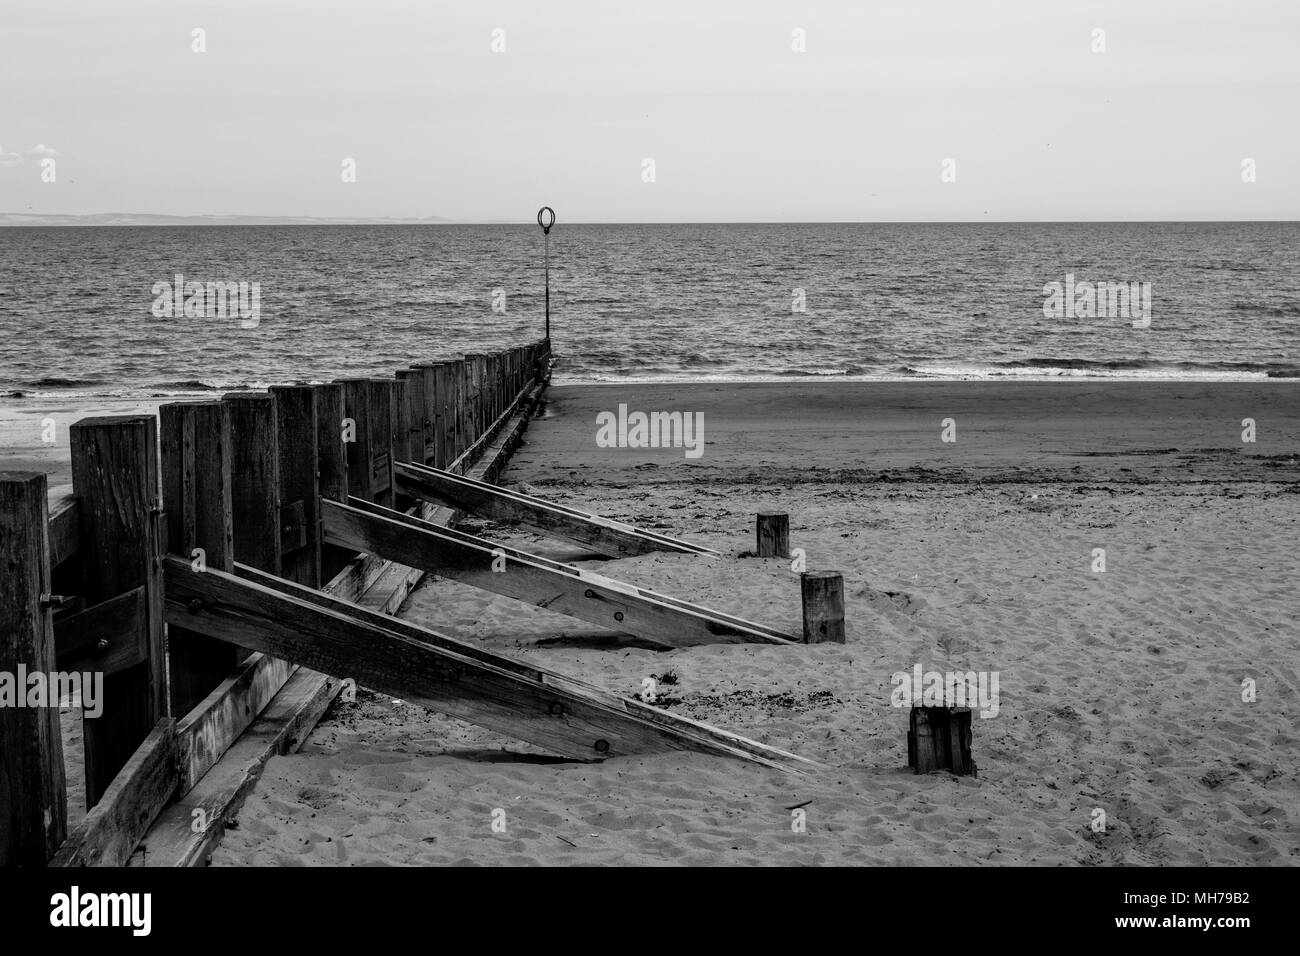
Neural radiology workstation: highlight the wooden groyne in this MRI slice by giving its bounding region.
[1,337,817,868]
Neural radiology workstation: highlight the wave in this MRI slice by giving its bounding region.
[22,376,104,388]
[900,359,1300,380]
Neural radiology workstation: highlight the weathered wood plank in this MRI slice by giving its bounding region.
[0,471,67,865]
[174,652,297,793]
[271,385,322,588]
[395,460,717,557]
[133,668,340,867]
[49,720,178,867]
[48,494,80,569]
[322,498,796,647]
[367,378,395,507]
[53,586,147,676]
[160,402,239,718]
[224,392,281,577]
[163,557,814,772]
[69,415,166,806]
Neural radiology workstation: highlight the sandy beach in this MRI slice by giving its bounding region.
[201,381,1300,866]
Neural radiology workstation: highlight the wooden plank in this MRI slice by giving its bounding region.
[54,586,147,676]
[408,363,438,465]
[133,667,340,867]
[174,652,297,792]
[271,385,322,588]
[48,493,80,568]
[395,460,718,557]
[356,494,792,643]
[367,378,395,507]
[431,361,456,468]
[338,378,374,501]
[70,415,166,806]
[321,550,389,603]
[313,382,353,582]
[322,498,796,647]
[49,720,178,867]
[446,377,539,475]
[224,392,282,577]
[163,557,814,772]
[0,471,67,865]
[160,402,240,718]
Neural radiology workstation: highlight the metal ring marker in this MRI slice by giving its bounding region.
[537,206,555,234]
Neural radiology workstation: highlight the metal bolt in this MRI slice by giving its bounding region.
[187,598,204,613]
[613,611,624,622]
[548,702,564,717]
[594,739,610,754]
[584,589,596,599]
[96,639,109,652]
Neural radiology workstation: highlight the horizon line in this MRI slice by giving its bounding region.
[3,214,1299,227]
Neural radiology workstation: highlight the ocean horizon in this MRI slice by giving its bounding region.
[2,221,1298,400]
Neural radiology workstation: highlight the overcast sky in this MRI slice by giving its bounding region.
[1,0,1296,221]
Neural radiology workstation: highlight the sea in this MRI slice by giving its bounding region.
[1,222,1298,400]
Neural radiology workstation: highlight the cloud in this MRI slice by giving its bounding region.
[0,147,23,167]
[24,144,58,158]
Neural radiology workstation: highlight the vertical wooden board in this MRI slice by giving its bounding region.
[271,385,321,588]
[410,364,438,465]
[338,379,373,502]
[431,362,453,469]
[367,379,394,508]
[389,374,412,466]
[399,368,428,466]
[160,402,238,718]
[224,392,281,576]
[68,415,166,806]
[313,383,352,584]
[0,471,68,866]
[454,358,472,454]
[314,384,346,505]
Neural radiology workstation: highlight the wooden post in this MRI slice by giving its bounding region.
[409,364,438,466]
[438,362,456,464]
[368,379,395,508]
[314,383,352,581]
[0,472,68,865]
[224,392,281,578]
[161,401,237,717]
[397,368,427,467]
[450,359,468,461]
[270,385,321,588]
[908,707,976,776]
[388,376,412,510]
[756,513,790,558]
[338,379,373,502]
[800,571,844,644]
[388,375,411,467]
[69,415,167,804]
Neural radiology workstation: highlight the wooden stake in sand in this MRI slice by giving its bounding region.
[907,706,975,776]
[755,512,790,558]
[800,571,844,644]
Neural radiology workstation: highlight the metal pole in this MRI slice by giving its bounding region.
[537,206,555,342]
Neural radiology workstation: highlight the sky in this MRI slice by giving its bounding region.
[1,0,1297,222]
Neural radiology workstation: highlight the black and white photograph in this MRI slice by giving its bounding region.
[0,0,1295,933]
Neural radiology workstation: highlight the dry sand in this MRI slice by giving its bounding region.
[11,382,1296,865]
